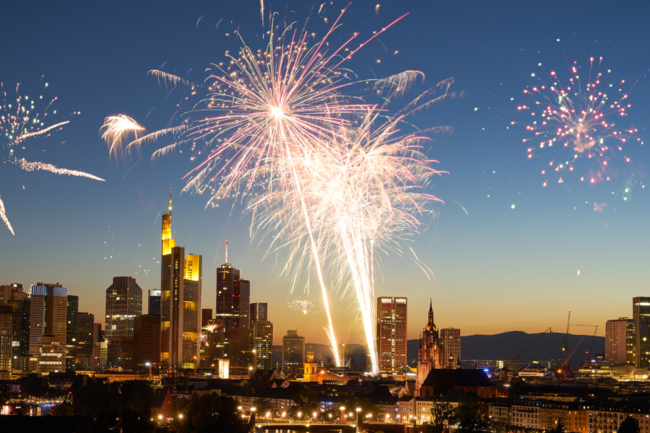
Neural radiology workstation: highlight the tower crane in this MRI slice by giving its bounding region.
[563,310,571,378]
[502,327,552,381]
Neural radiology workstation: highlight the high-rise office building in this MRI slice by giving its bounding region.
[91,322,107,369]
[160,191,202,369]
[29,283,68,373]
[627,320,636,365]
[606,318,630,366]
[105,277,142,338]
[216,241,251,367]
[0,284,30,363]
[107,337,134,370]
[66,295,79,369]
[76,312,95,368]
[133,314,161,370]
[376,297,408,372]
[250,303,267,328]
[148,289,161,316]
[633,297,650,368]
[0,305,12,371]
[202,309,213,328]
[252,319,273,371]
[440,328,461,368]
[282,330,304,374]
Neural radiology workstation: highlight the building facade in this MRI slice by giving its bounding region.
[66,295,79,369]
[376,297,408,372]
[160,193,202,369]
[627,320,636,365]
[282,330,305,374]
[148,289,161,316]
[252,319,273,370]
[76,312,95,367]
[440,328,461,368]
[105,277,142,338]
[133,314,161,370]
[29,283,68,373]
[250,303,268,328]
[633,297,650,368]
[416,300,441,397]
[0,305,12,371]
[606,318,630,366]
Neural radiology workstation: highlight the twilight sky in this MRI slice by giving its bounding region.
[1,0,649,345]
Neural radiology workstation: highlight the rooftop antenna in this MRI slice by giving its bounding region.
[169,188,172,217]
[225,240,228,263]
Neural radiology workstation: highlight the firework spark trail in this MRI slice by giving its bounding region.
[518,57,641,185]
[0,196,14,236]
[288,298,315,314]
[1,81,104,235]
[15,159,105,181]
[100,115,145,162]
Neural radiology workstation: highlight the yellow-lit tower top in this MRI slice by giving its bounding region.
[162,188,176,255]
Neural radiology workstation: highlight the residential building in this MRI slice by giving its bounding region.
[29,283,68,373]
[377,297,408,373]
[633,297,650,368]
[416,300,441,396]
[105,276,142,338]
[133,314,160,370]
[282,330,305,374]
[252,319,273,370]
[66,295,79,369]
[511,400,542,430]
[440,328,461,368]
[160,191,202,369]
[606,318,630,366]
[148,289,161,316]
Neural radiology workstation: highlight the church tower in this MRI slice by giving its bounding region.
[416,299,441,396]
[303,348,319,383]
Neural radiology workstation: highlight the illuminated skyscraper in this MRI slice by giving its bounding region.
[0,305,11,371]
[160,190,202,369]
[633,297,650,368]
[252,319,273,371]
[216,241,251,367]
[134,314,161,370]
[250,303,267,328]
[76,312,94,368]
[105,277,142,338]
[376,297,408,372]
[29,283,68,373]
[282,330,304,374]
[606,318,630,366]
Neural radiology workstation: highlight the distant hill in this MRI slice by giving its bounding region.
[407,331,604,367]
[272,331,604,369]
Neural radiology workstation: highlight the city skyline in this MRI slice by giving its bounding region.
[2,0,650,345]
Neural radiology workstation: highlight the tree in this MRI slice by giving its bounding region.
[252,397,275,417]
[550,420,566,433]
[618,417,640,433]
[169,393,248,433]
[20,374,49,399]
[426,401,455,433]
[295,388,320,415]
[453,396,489,433]
[51,402,75,416]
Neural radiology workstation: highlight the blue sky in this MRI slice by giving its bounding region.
[1,0,649,344]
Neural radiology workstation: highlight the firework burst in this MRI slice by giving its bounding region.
[1,81,104,235]
[288,298,316,315]
[518,57,641,186]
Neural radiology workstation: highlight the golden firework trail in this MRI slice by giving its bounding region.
[100,114,145,162]
[1,81,104,235]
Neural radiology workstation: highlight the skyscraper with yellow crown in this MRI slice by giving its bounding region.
[160,189,202,369]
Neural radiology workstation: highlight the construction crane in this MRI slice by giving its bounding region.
[571,324,599,362]
[502,327,552,381]
[563,310,571,378]
[242,349,258,373]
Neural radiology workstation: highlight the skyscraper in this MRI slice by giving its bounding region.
[0,305,12,371]
[133,314,161,370]
[627,320,636,365]
[376,297,407,372]
[66,295,79,369]
[416,300,440,397]
[633,297,650,368]
[606,318,630,366]
[202,309,213,328]
[29,283,68,373]
[0,284,30,363]
[252,319,273,371]
[250,303,267,328]
[440,328,461,368]
[148,289,161,316]
[105,277,142,338]
[77,312,95,368]
[160,191,202,369]
[216,241,251,367]
[282,330,304,374]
